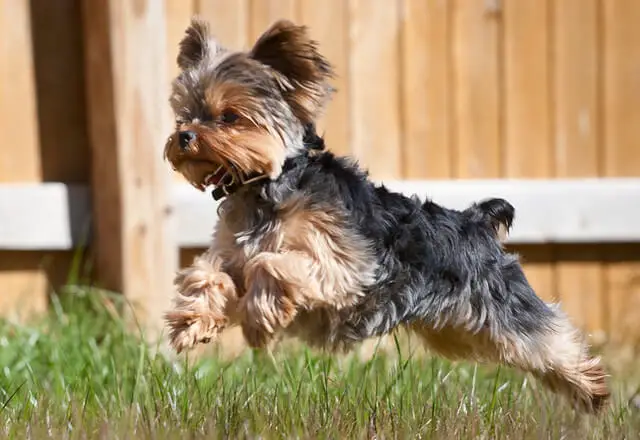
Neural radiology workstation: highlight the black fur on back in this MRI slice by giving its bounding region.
[231,133,555,350]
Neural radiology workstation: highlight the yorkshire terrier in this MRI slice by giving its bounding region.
[163,17,610,413]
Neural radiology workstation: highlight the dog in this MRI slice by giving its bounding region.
[162,17,610,413]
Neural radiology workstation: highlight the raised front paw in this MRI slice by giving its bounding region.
[164,261,237,353]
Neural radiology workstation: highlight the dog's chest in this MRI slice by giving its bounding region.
[213,200,305,281]
[214,194,378,302]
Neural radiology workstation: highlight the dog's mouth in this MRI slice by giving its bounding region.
[179,158,270,200]
[178,160,233,192]
[203,164,229,188]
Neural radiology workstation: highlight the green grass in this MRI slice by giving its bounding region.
[1,287,639,439]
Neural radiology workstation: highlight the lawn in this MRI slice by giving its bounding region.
[1,287,639,439]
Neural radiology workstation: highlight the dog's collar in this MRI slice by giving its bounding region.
[211,167,270,201]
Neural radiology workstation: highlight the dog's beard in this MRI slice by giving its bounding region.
[165,126,286,192]
[197,127,285,179]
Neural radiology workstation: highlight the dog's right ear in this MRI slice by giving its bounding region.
[177,17,223,70]
[250,20,334,124]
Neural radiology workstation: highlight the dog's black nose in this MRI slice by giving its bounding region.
[178,130,196,149]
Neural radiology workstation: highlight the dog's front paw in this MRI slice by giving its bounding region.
[164,263,236,353]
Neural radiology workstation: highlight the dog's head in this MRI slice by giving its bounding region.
[164,18,334,195]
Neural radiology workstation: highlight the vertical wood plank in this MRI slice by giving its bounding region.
[503,0,552,178]
[30,0,90,183]
[553,0,605,341]
[299,0,350,156]
[502,0,555,302]
[0,0,40,181]
[0,251,76,321]
[166,0,196,80]
[452,0,500,178]
[603,1,640,177]
[249,0,297,42]
[401,0,452,179]
[555,246,606,344]
[604,246,640,347]
[553,0,601,177]
[509,246,556,303]
[349,0,402,179]
[83,0,178,340]
[602,0,640,344]
[166,0,195,184]
[197,0,249,49]
[0,0,49,319]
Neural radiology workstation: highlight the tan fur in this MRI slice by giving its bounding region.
[496,223,509,243]
[411,306,610,413]
[164,79,288,190]
[165,195,377,351]
[164,252,238,353]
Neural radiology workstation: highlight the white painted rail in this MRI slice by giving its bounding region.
[1,178,639,250]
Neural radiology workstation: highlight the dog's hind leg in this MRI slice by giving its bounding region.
[410,258,610,413]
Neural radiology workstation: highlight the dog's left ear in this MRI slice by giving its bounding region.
[177,17,225,70]
[250,20,334,124]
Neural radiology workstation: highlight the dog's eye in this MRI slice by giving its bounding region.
[220,111,239,124]
[200,109,214,122]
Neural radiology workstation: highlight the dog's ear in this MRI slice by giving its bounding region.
[177,17,224,70]
[250,20,334,123]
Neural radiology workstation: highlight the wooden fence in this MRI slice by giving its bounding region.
[1,0,639,347]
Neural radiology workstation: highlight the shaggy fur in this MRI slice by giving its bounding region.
[163,17,611,414]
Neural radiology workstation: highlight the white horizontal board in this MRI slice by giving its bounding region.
[383,179,640,244]
[1,179,640,250]
[0,183,91,250]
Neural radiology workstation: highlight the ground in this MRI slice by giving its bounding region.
[1,287,639,439]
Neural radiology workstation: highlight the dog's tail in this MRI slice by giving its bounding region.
[528,304,611,413]
[466,198,515,242]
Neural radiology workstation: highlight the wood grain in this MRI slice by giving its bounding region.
[83,0,178,339]
[299,0,351,156]
[249,0,297,43]
[503,0,552,178]
[0,0,47,318]
[502,0,555,302]
[452,0,500,178]
[348,0,402,179]
[29,0,90,183]
[197,0,250,49]
[0,0,40,181]
[0,251,75,321]
[552,0,605,340]
[401,0,452,178]
[602,0,640,345]
[166,0,196,80]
